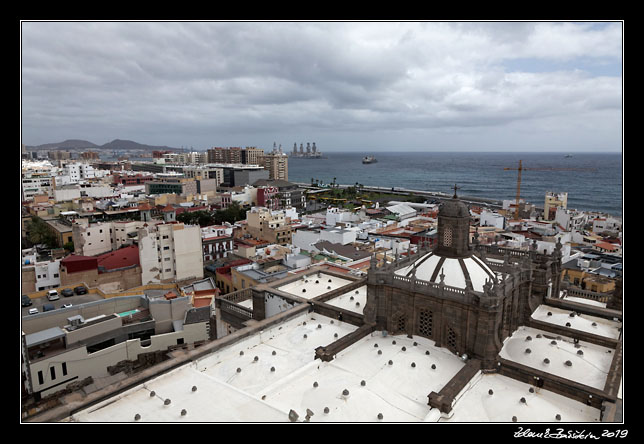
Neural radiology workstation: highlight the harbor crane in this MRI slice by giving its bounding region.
[503,160,597,220]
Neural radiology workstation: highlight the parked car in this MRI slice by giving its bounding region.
[74,286,87,295]
[28,308,39,315]
[22,295,33,307]
[61,288,74,297]
[42,303,55,312]
[47,290,59,301]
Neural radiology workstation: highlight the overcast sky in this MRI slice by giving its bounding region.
[21,21,622,152]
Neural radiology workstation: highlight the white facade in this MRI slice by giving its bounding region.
[139,223,204,284]
[592,217,622,234]
[326,207,360,226]
[555,207,588,232]
[479,210,505,229]
[53,188,82,202]
[73,222,116,256]
[22,171,53,200]
[292,229,322,252]
[33,260,61,291]
[320,227,357,245]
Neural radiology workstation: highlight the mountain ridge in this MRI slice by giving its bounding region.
[25,138,182,151]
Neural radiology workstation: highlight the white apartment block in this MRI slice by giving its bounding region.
[33,260,61,291]
[555,207,588,232]
[22,171,53,200]
[592,216,622,234]
[479,210,505,229]
[138,223,204,285]
[72,220,147,257]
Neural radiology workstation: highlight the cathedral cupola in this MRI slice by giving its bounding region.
[435,185,472,258]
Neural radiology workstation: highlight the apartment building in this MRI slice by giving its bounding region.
[22,170,53,201]
[21,293,210,400]
[207,147,264,165]
[592,216,622,235]
[201,224,234,262]
[544,191,568,220]
[252,179,305,210]
[555,207,588,232]
[245,207,293,246]
[138,222,204,285]
[73,220,130,257]
[259,151,288,181]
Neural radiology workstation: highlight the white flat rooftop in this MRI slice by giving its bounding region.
[532,305,622,340]
[325,285,367,314]
[71,312,467,422]
[438,373,601,423]
[277,273,353,300]
[562,295,607,308]
[499,326,614,390]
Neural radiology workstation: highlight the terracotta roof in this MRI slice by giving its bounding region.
[193,298,213,308]
[161,205,176,213]
[594,241,618,251]
[138,203,154,211]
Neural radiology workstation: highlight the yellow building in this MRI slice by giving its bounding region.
[544,191,568,220]
[259,152,288,181]
[245,207,293,245]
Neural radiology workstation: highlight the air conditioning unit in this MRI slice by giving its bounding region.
[67,315,85,328]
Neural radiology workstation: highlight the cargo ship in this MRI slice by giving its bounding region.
[362,155,377,164]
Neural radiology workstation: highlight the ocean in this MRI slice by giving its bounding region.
[287,152,623,217]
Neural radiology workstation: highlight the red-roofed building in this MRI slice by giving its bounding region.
[96,245,140,272]
[60,246,143,291]
[60,255,98,274]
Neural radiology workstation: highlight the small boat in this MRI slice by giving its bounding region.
[565,154,573,158]
[362,156,378,164]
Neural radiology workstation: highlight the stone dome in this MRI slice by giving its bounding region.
[394,252,497,292]
[439,198,470,218]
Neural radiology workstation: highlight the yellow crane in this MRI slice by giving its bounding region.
[503,160,596,220]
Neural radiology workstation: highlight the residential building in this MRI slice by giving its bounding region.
[479,210,505,229]
[21,291,210,400]
[138,222,204,285]
[544,191,568,220]
[21,250,61,293]
[252,179,305,210]
[201,224,235,262]
[256,185,279,210]
[112,172,155,186]
[207,147,264,165]
[72,220,145,256]
[59,245,142,291]
[245,207,293,246]
[555,207,588,232]
[592,216,622,235]
[259,150,288,181]
[22,170,53,201]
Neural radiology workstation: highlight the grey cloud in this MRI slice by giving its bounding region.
[21,21,622,150]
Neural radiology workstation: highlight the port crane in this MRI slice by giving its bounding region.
[503,160,596,220]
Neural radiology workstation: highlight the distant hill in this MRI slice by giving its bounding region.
[98,139,180,151]
[26,139,99,150]
[25,138,181,152]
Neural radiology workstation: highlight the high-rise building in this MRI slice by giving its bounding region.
[207,147,264,165]
[259,151,288,181]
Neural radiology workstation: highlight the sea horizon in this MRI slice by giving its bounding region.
[288,151,622,217]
